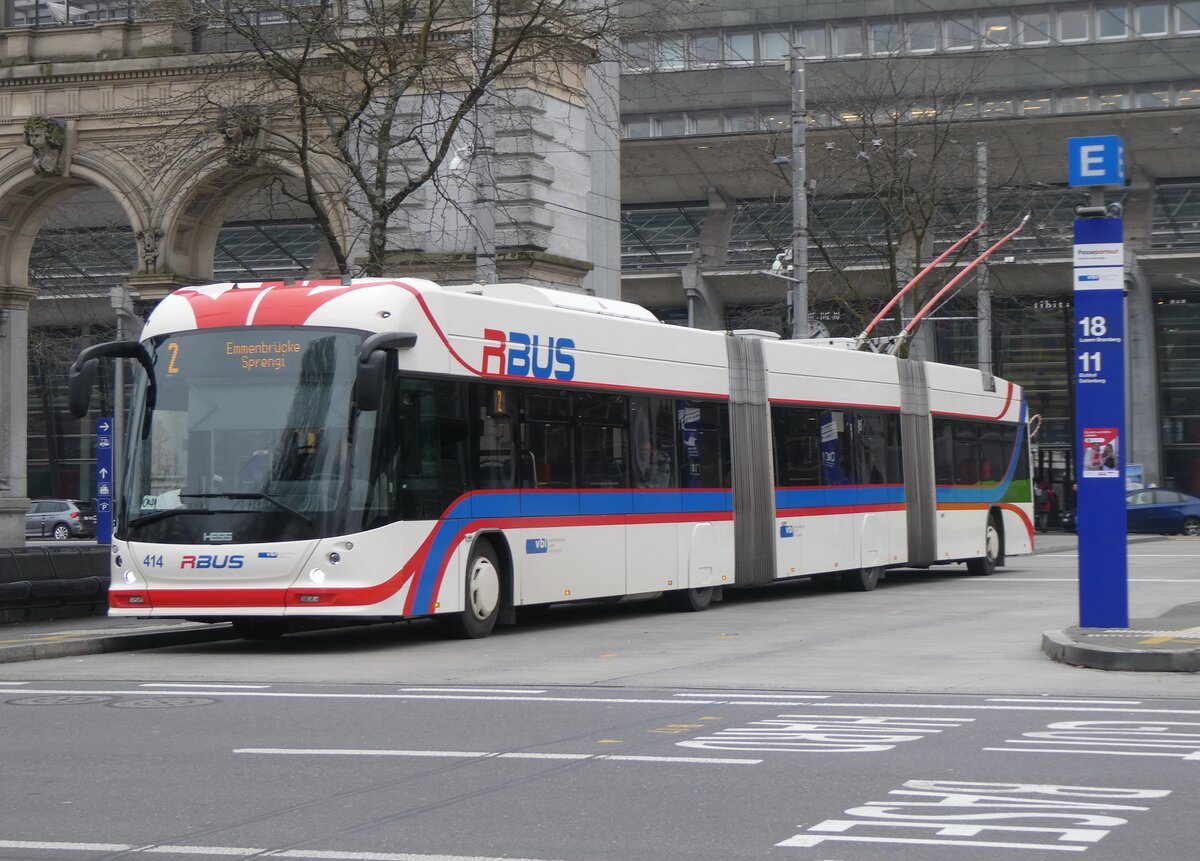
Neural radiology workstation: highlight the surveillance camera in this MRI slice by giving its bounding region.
[871,138,883,148]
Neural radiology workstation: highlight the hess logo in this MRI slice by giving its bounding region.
[482,329,575,380]
[181,554,245,570]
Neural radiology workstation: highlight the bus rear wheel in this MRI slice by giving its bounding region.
[444,542,502,639]
[840,565,882,592]
[664,586,714,612]
[967,514,1002,576]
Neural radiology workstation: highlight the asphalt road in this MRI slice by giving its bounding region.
[2,537,1199,860]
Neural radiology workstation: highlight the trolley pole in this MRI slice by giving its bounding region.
[788,42,809,339]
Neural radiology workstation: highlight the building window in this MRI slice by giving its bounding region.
[660,36,686,70]
[655,116,686,137]
[762,111,789,130]
[834,23,864,57]
[1058,91,1094,112]
[869,20,901,55]
[624,117,650,139]
[761,30,791,63]
[622,39,653,72]
[908,19,938,52]
[725,31,756,64]
[692,114,724,135]
[1097,3,1129,38]
[981,98,1015,116]
[981,14,1013,46]
[1137,89,1170,108]
[1058,7,1091,40]
[1178,0,1200,32]
[1022,96,1053,114]
[945,16,976,50]
[1176,86,1200,105]
[1020,11,1053,43]
[1096,90,1130,109]
[689,33,721,65]
[799,25,828,58]
[1135,2,1168,34]
[728,113,759,132]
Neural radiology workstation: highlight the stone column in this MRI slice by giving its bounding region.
[0,285,34,547]
[1122,171,1162,486]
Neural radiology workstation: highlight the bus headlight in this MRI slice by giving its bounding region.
[327,552,340,565]
[308,568,326,584]
[123,571,137,584]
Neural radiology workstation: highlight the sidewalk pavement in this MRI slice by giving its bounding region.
[0,615,236,664]
[1,532,1196,671]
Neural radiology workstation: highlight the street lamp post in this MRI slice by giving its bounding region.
[788,42,808,339]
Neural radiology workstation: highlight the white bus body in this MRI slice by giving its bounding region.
[82,278,1033,636]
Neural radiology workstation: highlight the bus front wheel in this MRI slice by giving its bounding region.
[445,542,502,639]
[967,514,1002,576]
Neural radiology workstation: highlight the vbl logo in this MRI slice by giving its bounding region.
[181,554,245,570]
[482,329,575,380]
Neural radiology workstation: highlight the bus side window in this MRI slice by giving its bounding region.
[772,406,821,487]
[521,389,574,488]
[933,420,955,484]
[630,397,677,488]
[474,384,515,489]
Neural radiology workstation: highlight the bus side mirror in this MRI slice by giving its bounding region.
[355,332,417,412]
[67,340,153,418]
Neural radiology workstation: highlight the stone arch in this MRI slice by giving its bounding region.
[158,148,351,284]
[0,159,149,296]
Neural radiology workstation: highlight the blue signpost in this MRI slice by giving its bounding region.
[96,416,113,545]
[1069,135,1128,628]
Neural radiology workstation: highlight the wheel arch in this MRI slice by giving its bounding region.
[989,505,1006,567]
[470,530,516,624]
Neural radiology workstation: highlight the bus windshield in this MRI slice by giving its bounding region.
[123,327,373,544]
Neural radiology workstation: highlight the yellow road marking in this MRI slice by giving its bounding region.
[1138,626,1200,645]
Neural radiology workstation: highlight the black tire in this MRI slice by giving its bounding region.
[52,523,71,541]
[1183,516,1200,537]
[840,565,883,592]
[444,542,502,639]
[664,586,714,612]
[231,618,289,639]
[967,513,1002,576]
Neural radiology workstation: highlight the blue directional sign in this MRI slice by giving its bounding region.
[1068,136,1125,187]
[1073,218,1127,628]
[96,416,113,545]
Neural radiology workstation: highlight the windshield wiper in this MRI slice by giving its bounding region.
[180,492,315,527]
[127,507,228,528]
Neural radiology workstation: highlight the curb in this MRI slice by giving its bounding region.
[0,624,238,665]
[1042,629,1200,673]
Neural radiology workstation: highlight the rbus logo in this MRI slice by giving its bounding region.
[181,554,245,570]
[481,329,575,380]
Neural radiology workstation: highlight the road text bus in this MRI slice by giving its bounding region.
[69,278,1033,638]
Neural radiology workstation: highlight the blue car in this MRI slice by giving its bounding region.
[1059,489,1200,536]
[1126,489,1200,536]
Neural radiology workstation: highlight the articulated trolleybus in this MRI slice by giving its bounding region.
[70,278,1033,638]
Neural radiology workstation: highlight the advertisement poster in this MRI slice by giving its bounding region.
[1082,427,1120,478]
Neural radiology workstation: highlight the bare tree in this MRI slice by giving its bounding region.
[168,0,631,277]
[795,56,1029,349]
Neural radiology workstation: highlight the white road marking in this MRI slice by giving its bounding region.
[140,683,270,689]
[0,681,28,685]
[234,747,760,765]
[988,698,1144,705]
[4,688,1199,715]
[986,747,1197,759]
[1,688,709,705]
[399,687,547,694]
[778,833,1088,852]
[0,840,563,860]
[674,692,828,699]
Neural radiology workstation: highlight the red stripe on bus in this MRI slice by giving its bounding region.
[932,382,1016,421]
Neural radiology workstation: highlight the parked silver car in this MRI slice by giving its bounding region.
[25,499,97,541]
